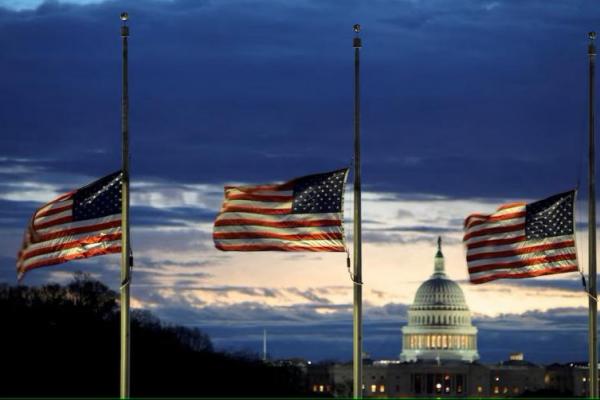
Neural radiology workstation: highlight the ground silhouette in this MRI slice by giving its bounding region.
[0,272,309,397]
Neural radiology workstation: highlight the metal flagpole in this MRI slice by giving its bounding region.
[352,23,363,399]
[588,30,598,399]
[120,12,131,399]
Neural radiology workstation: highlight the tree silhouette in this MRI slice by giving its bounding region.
[0,273,307,397]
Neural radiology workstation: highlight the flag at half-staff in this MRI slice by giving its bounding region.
[463,190,578,284]
[213,168,349,252]
[17,171,123,281]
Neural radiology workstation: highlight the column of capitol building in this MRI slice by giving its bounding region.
[305,237,590,397]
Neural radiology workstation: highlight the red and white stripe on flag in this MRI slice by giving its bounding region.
[463,191,578,284]
[213,169,348,252]
[17,172,122,281]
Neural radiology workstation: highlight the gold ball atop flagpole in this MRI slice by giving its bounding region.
[120,12,129,36]
[590,31,597,41]
[353,24,362,48]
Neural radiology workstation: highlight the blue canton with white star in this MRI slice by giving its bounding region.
[292,169,347,214]
[72,171,122,221]
[525,190,575,240]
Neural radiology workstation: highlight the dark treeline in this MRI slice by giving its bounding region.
[0,272,308,397]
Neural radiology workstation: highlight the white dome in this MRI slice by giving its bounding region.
[400,238,479,363]
[412,276,469,311]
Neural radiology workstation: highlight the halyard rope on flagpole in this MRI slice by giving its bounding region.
[345,249,363,286]
[120,248,134,290]
[345,124,362,286]
[346,148,362,286]
[572,188,592,300]
[580,270,597,302]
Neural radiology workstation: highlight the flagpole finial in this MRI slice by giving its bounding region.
[353,24,362,48]
[120,12,129,37]
[590,31,597,41]
[590,31,596,56]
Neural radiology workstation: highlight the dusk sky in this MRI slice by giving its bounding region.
[1,0,599,363]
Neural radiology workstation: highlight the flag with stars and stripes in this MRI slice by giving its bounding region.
[463,190,578,284]
[213,168,349,252]
[17,171,123,281]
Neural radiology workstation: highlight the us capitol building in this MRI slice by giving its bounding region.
[303,238,590,397]
[400,237,479,363]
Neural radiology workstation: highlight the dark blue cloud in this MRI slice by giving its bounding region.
[153,300,592,363]
[0,199,39,228]
[131,205,215,226]
[0,256,19,282]
[481,278,587,293]
[1,0,599,365]
[382,225,460,233]
[0,0,598,197]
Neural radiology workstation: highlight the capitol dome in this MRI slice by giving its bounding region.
[400,237,479,363]
[412,278,468,310]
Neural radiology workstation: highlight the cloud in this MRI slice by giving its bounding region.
[0,199,39,228]
[1,0,599,364]
[134,257,213,270]
[481,278,586,293]
[361,230,463,246]
[147,299,590,363]
[287,288,332,304]
[0,256,19,282]
[361,231,432,245]
[396,209,415,219]
[0,0,598,197]
[0,0,108,11]
[383,225,460,234]
[131,205,216,227]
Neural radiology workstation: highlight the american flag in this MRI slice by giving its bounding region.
[213,169,348,252]
[463,190,578,284]
[17,171,123,280]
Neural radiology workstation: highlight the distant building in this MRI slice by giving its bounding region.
[305,238,592,397]
[509,352,524,361]
[400,237,478,363]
